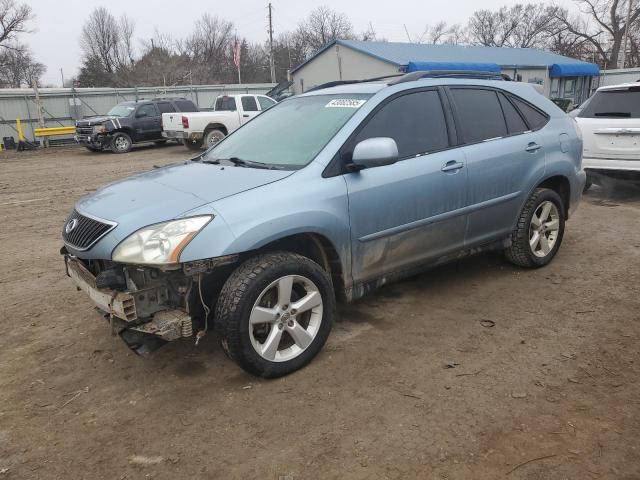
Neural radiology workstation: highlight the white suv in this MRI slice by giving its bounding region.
[575,82,640,188]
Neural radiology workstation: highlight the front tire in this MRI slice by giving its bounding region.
[505,188,565,268]
[111,132,132,153]
[215,252,335,378]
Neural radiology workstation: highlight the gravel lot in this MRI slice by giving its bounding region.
[1,144,639,480]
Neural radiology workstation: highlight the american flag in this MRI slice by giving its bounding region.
[233,38,241,69]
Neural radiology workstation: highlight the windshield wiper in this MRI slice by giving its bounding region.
[202,157,283,170]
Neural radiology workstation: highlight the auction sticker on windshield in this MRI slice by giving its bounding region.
[325,99,367,108]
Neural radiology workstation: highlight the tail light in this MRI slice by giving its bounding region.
[182,116,189,129]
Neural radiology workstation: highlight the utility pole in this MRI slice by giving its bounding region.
[33,80,47,148]
[619,0,633,69]
[60,68,65,88]
[268,3,276,83]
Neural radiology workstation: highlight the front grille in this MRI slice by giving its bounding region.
[62,210,116,251]
[76,126,93,135]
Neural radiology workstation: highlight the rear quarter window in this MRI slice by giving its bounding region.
[175,100,198,112]
[508,95,549,130]
[498,92,529,135]
[578,88,640,119]
[157,102,176,113]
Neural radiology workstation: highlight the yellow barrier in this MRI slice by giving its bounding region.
[34,126,76,137]
[16,117,25,141]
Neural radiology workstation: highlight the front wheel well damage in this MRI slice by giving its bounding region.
[192,233,347,332]
[537,175,570,218]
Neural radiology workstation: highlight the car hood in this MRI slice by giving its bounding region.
[76,115,123,126]
[75,161,292,229]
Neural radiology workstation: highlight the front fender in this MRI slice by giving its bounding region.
[178,164,352,283]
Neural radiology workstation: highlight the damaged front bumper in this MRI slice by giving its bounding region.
[64,255,194,354]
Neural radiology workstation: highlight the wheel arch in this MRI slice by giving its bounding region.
[204,123,228,135]
[536,175,571,219]
[254,232,348,302]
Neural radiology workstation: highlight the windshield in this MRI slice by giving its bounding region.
[578,88,640,118]
[203,93,373,168]
[107,104,135,117]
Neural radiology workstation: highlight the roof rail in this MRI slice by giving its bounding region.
[306,74,404,93]
[150,96,187,101]
[388,70,511,85]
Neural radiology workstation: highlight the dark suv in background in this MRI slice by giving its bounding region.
[75,97,198,153]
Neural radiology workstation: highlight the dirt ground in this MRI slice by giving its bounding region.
[0,143,639,480]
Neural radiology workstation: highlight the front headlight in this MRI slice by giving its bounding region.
[93,125,107,134]
[112,215,212,265]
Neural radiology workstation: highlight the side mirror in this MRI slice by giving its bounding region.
[351,137,399,169]
[136,111,147,118]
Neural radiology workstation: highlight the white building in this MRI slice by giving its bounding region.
[290,40,600,104]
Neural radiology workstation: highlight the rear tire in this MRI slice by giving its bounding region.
[183,138,203,151]
[204,129,226,148]
[111,132,132,153]
[215,252,335,378]
[505,188,565,268]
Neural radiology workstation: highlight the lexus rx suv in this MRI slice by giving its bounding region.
[62,72,585,377]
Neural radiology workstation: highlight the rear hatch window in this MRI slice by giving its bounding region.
[578,88,640,118]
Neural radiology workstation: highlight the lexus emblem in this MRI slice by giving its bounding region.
[65,218,79,234]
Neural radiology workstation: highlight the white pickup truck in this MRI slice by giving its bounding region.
[162,94,277,150]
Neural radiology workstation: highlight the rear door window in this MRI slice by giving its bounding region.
[498,93,529,135]
[351,90,449,159]
[450,88,507,143]
[508,95,549,129]
[241,96,259,112]
[157,102,175,113]
[215,96,237,111]
[578,88,640,118]
[136,104,158,118]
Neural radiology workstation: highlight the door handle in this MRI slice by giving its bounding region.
[441,160,464,173]
[243,114,250,118]
[525,142,541,152]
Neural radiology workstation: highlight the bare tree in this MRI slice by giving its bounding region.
[0,0,31,48]
[551,0,640,67]
[118,14,136,67]
[468,4,555,48]
[0,46,44,87]
[80,8,133,72]
[295,6,356,56]
[0,0,44,86]
[182,13,235,83]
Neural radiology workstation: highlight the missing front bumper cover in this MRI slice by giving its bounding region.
[65,256,193,350]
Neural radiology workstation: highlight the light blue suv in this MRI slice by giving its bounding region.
[62,72,585,377]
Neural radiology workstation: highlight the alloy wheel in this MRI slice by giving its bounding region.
[529,200,560,258]
[249,275,323,362]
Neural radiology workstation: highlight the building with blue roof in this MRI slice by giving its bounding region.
[290,40,599,104]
